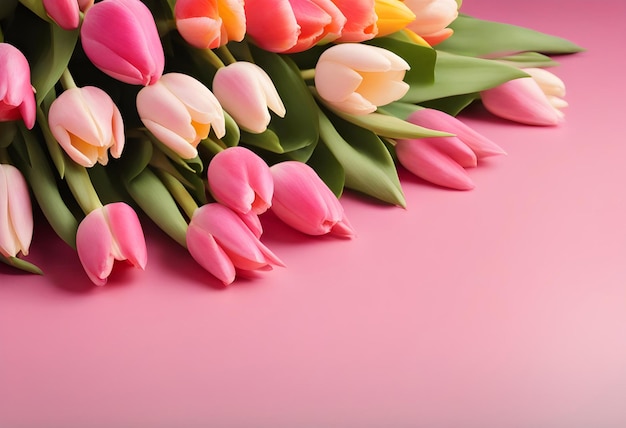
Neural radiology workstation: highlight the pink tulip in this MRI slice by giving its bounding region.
[136,72,225,159]
[175,0,246,49]
[207,146,274,215]
[48,86,125,168]
[245,0,346,53]
[42,0,93,29]
[314,43,410,115]
[0,43,36,129]
[394,109,506,190]
[76,202,147,286]
[270,161,355,237]
[186,203,284,285]
[80,0,165,86]
[480,68,567,126]
[332,0,378,42]
[0,164,33,258]
[404,0,458,45]
[212,62,286,133]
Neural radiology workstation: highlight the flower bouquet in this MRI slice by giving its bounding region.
[0,0,582,285]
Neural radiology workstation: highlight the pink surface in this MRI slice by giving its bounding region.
[2,1,626,427]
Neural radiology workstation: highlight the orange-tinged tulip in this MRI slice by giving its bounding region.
[0,164,33,259]
[48,86,125,168]
[332,0,378,42]
[175,0,246,49]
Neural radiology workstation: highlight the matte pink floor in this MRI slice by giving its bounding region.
[2,1,626,427]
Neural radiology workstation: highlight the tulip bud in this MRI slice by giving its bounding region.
[80,0,165,86]
[480,68,567,126]
[175,0,246,50]
[136,72,225,159]
[270,161,355,237]
[332,0,378,42]
[0,43,36,130]
[207,146,274,215]
[245,0,346,53]
[314,43,410,115]
[404,0,458,45]
[76,202,147,286]
[42,0,93,30]
[374,0,416,37]
[186,203,284,285]
[212,62,286,133]
[48,86,125,168]
[0,164,33,258]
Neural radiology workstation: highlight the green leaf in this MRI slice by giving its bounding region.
[248,45,319,154]
[495,51,560,68]
[0,0,17,21]
[307,141,345,198]
[17,0,48,21]
[0,255,43,275]
[367,36,437,87]
[319,110,405,207]
[0,122,17,149]
[221,111,240,147]
[420,93,480,116]
[401,51,529,104]
[240,128,285,154]
[438,14,584,57]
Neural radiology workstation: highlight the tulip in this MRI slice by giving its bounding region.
[175,0,246,50]
[42,0,94,30]
[212,62,286,133]
[374,0,416,37]
[207,146,273,215]
[0,43,36,130]
[314,43,410,115]
[80,0,165,86]
[186,203,284,285]
[480,68,567,126]
[404,0,458,45]
[245,0,346,53]
[394,109,506,190]
[270,161,355,237]
[332,0,378,42]
[48,86,125,168]
[136,72,225,159]
[0,164,33,258]
[76,202,147,286]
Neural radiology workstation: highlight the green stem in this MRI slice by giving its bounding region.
[64,157,103,214]
[156,170,199,220]
[201,49,226,69]
[217,45,237,65]
[200,137,225,156]
[36,106,66,177]
[60,68,78,90]
[300,68,315,81]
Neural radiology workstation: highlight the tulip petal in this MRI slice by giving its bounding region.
[105,203,147,270]
[76,208,115,286]
[187,221,236,285]
[315,61,364,102]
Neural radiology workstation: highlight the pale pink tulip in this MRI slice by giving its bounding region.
[332,0,378,42]
[394,109,506,190]
[207,146,274,215]
[80,0,165,86]
[136,72,225,159]
[42,0,93,29]
[404,0,458,45]
[186,203,284,285]
[175,0,246,49]
[0,164,33,259]
[48,86,125,167]
[212,62,286,133]
[480,68,567,126]
[76,202,147,286]
[270,161,355,237]
[314,43,409,115]
[245,0,346,53]
[0,43,35,129]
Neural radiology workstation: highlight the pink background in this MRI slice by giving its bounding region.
[2,1,626,427]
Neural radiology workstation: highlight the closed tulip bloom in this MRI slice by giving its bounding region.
[186,203,284,285]
[394,109,506,190]
[207,146,273,215]
[315,43,410,115]
[480,68,567,126]
[137,72,225,159]
[76,202,147,286]
[0,43,36,129]
[42,0,93,30]
[270,161,355,237]
[245,0,346,53]
[175,0,246,49]
[48,86,125,168]
[404,0,458,45]
[212,62,286,133]
[81,0,165,86]
[332,0,378,42]
[0,164,33,258]
[374,0,416,37]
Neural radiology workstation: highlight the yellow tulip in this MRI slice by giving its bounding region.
[374,0,416,37]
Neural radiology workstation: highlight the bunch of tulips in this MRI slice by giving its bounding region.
[0,0,582,285]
